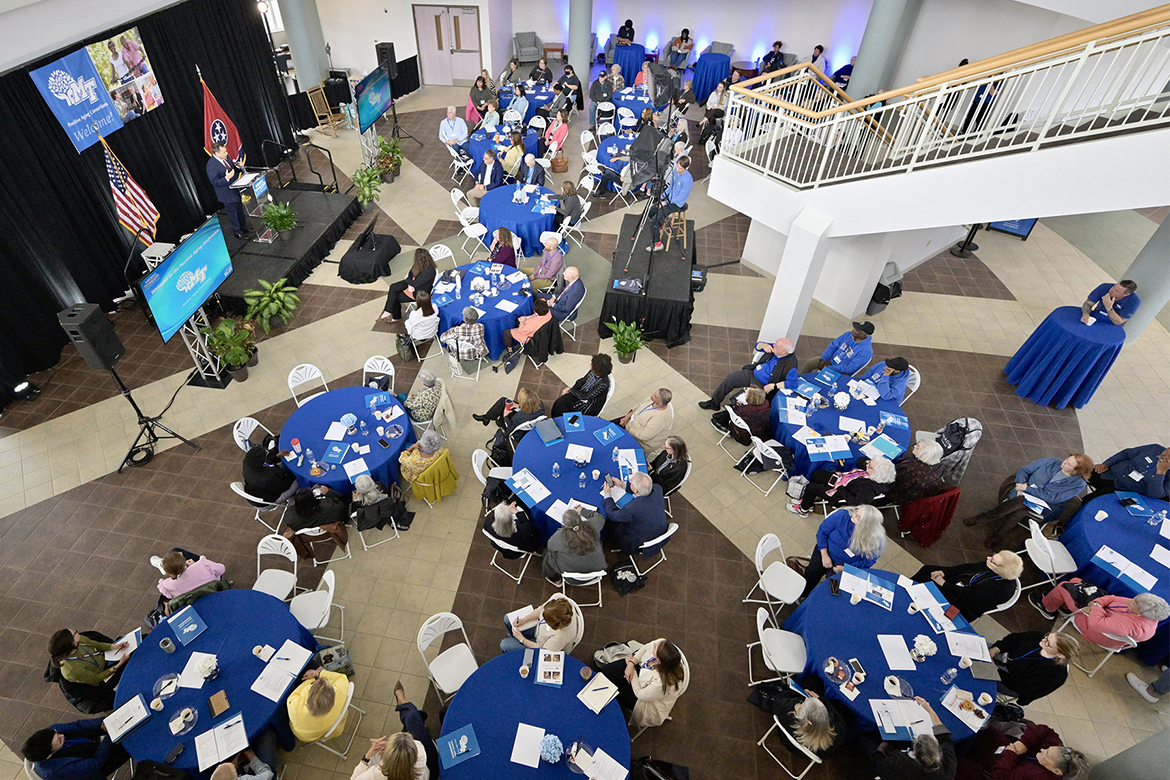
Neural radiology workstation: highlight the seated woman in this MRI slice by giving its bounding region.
[351,474,389,510]
[501,593,578,653]
[634,61,652,88]
[520,233,564,289]
[484,501,542,559]
[351,682,439,780]
[487,227,517,268]
[700,81,730,140]
[535,82,570,121]
[885,439,946,506]
[479,99,500,130]
[540,109,569,157]
[988,723,1090,780]
[860,698,955,780]
[648,436,689,494]
[529,58,553,84]
[398,431,445,483]
[549,182,582,232]
[788,455,897,517]
[1030,584,1167,649]
[635,106,655,132]
[711,386,771,444]
[800,505,887,599]
[770,685,849,759]
[480,68,496,96]
[598,638,687,729]
[668,117,689,147]
[550,353,613,417]
[404,289,439,342]
[761,41,785,73]
[499,297,552,357]
[963,454,1092,548]
[989,631,1079,705]
[157,550,226,601]
[380,249,437,323]
[667,29,694,70]
[542,508,605,586]
[509,84,530,123]
[48,629,130,689]
[404,370,442,423]
[283,486,350,557]
[467,75,491,124]
[473,387,545,434]
[502,130,526,176]
[288,667,349,742]
[912,551,1023,621]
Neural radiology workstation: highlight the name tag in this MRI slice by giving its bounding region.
[1128,470,1144,481]
[843,547,856,558]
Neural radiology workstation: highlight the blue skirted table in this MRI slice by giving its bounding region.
[612,44,646,85]
[281,386,415,491]
[113,590,315,774]
[1005,306,1125,409]
[595,133,636,191]
[610,87,662,123]
[1060,494,1170,665]
[477,185,556,257]
[693,52,731,102]
[499,82,556,124]
[439,652,630,779]
[435,262,534,359]
[468,127,539,176]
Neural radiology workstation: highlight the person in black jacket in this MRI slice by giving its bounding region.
[771,686,849,759]
[858,697,956,780]
[380,248,437,323]
[21,717,130,780]
[483,502,542,559]
[550,354,612,417]
[699,338,796,410]
[602,472,667,555]
[989,631,1079,705]
[282,486,350,559]
[911,552,1023,621]
[528,58,553,83]
[242,437,297,503]
[648,436,689,494]
[474,387,545,435]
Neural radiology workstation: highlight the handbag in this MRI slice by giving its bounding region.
[786,556,810,575]
[550,155,569,173]
[786,475,808,500]
[1063,580,1104,608]
[609,562,645,594]
[315,644,356,677]
[396,333,413,362]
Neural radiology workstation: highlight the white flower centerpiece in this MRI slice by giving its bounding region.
[911,635,937,663]
[195,655,219,680]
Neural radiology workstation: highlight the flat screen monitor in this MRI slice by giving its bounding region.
[140,217,233,343]
[355,62,393,134]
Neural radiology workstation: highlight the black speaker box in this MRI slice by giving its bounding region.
[58,303,125,371]
[375,42,398,80]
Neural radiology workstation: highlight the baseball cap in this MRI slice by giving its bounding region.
[852,321,875,335]
[887,357,909,372]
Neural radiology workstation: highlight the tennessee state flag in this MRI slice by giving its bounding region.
[202,79,244,163]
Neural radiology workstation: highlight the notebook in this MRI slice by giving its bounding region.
[535,418,564,445]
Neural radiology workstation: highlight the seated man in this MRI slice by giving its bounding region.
[22,718,131,780]
[209,731,279,780]
[858,697,955,780]
[588,70,612,127]
[404,370,442,423]
[616,388,673,453]
[537,266,585,321]
[1088,443,1169,499]
[467,149,503,206]
[602,472,667,555]
[438,105,469,156]
[832,56,856,89]
[856,356,912,403]
[242,437,297,504]
[803,321,874,376]
[646,156,692,253]
[516,153,545,187]
[440,307,489,364]
[699,338,796,410]
[1081,279,1139,326]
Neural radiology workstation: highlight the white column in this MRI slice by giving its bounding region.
[757,208,834,345]
[567,0,594,81]
[278,0,330,90]
[850,0,917,98]
[1121,217,1170,344]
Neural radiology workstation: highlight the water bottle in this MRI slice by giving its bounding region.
[306,448,316,466]
[1149,508,1167,528]
[940,667,958,686]
[579,472,586,489]
[552,462,560,479]
[612,446,619,462]
[360,420,368,436]
[455,273,462,299]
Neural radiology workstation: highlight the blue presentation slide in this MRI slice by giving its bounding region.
[355,62,393,134]
[140,218,233,343]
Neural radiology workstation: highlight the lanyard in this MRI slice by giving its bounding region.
[641,656,655,670]
[68,647,104,667]
[1015,647,1043,660]
[639,402,664,415]
[969,572,1000,586]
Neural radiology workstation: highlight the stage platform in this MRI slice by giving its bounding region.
[215,189,361,312]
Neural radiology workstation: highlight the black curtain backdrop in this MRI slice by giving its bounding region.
[0,0,293,388]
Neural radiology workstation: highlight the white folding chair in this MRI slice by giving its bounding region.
[629,523,679,576]
[742,436,789,497]
[362,355,396,393]
[482,528,540,584]
[441,340,487,381]
[294,525,353,567]
[758,712,823,779]
[232,417,273,452]
[617,107,637,130]
[351,503,401,551]
[597,121,617,139]
[905,364,922,401]
[253,534,299,601]
[595,101,616,126]
[528,115,547,133]
[417,612,478,704]
[429,244,455,269]
[230,481,286,533]
[450,187,479,222]
[446,144,474,184]
[310,680,365,759]
[577,172,597,199]
[743,534,806,623]
[289,570,345,643]
[405,314,441,362]
[558,284,587,341]
[508,415,546,454]
[472,448,513,486]
[747,608,807,686]
[503,109,523,125]
[601,376,617,416]
[566,201,590,247]
[458,213,489,258]
[580,129,597,152]
[561,569,606,608]
[718,407,752,460]
[1058,612,1137,677]
[663,459,691,517]
[288,364,328,406]
[983,579,1022,616]
[544,138,563,160]
[1020,519,1078,591]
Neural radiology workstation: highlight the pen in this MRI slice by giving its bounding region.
[275,656,291,661]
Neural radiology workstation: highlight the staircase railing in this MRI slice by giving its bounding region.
[722,5,1170,189]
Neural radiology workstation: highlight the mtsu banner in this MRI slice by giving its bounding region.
[30,47,124,152]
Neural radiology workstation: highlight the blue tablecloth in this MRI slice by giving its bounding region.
[499,82,556,124]
[468,127,539,176]
[1005,306,1125,409]
[512,414,644,539]
[786,569,996,745]
[611,87,661,123]
[596,133,636,191]
[436,263,535,359]
[693,52,731,102]
[440,652,630,779]
[281,386,416,491]
[478,185,556,257]
[769,373,912,478]
[113,590,315,774]
[612,44,646,85]
[1061,494,1170,665]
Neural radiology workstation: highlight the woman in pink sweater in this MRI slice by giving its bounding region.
[1032,579,1167,650]
[157,550,226,601]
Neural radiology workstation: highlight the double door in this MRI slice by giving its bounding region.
[413,5,482,86]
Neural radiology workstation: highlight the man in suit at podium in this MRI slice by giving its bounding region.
[206,142,249,239]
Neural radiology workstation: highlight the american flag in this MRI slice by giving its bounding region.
[101,137,159,244]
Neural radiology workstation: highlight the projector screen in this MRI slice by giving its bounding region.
[354,62,393,134]
[140,217,233,343]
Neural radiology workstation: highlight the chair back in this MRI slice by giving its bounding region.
[319,569,337,598]
[362,355,396,391]
[528,115,547,132]
[1027,520,1058,572]
[288,363,328,405]
[985,578,1022,615]
[320,682,356,740]
[257,533,296,573]
[231,481,278,509]
[563,284,586,323]
[503,109,522,124]
[512,415,546,436]
[639,523,679,556]
[450,188,467,208]
[23,760,43,780]
[602,375,617,415]
[775,714,823,766]
[233,417,269,452]
[566,596,585,650]
[596,102,616,124]
[430,244,455,267]
[598,122,617,139]
[417,612,468,656]
[617,107,636,126]
[577,174,595,197]
[580,130,597,152]
[755,533,783,577]
[905,364,922,400]
[563,570,607,585]
[406,311,441,341]
[664,459,692,498]
[481,526,527,555]
[726,407,751,433]
[750,436,786,471]
[472,449,491,485]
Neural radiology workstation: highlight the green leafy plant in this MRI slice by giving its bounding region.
[605,318,645,356]
[200,319,252,370]
[352,166,383,206]
[375,136,404,174]
[261,201,299,232]
[243,277,301,334]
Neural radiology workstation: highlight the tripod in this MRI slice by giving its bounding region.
[110,367,199,471]
[388,99,421,147]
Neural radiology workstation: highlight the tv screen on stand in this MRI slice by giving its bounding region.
[355,61,393,134]
[139,217,233,343]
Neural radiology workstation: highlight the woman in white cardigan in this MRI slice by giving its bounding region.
[599,638,689,727]
[500,593,582,654]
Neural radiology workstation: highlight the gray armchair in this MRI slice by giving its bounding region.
[604,34,617,65]
[701,41,735,58]
[514,31,543,64]
[591,32,598,65]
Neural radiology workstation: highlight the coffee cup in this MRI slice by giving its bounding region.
[150,697,164,711]
[959,656,973,669]
[850,591,863,605]
[519,665,530,679]
[977,692,993,706]
[181,708,194,722]
[253,645,264,657]
[160,638,175,654]
[377,426,385,436]
[591,469,600,480]
[907,602,921,614]
[580,666,593,681]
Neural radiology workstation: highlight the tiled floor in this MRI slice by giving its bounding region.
[0,83,1167,780]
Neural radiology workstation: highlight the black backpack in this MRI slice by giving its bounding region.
[938,418,972,457]
[356,485,414,531]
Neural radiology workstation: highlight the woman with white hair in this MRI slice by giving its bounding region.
[398,430,445,483]
[788,455,897,517]
[351,474,389,508]
[912,551,1023,621]
[886,439,946,506]
[800,505,887,600]
[1030,580,1168,650]
[404,370,442,423]
[862,697,955,780]
[770,685,848,758]
[483,501,541,559]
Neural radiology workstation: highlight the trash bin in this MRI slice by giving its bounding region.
[866,261,903,316]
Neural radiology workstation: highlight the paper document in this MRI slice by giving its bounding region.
[103,694,149,742]
[1160,515,1170,539]
[878,635,917,670]
[509,468,551,504]
[566,444,594,463]
[384,405,404,421]
[496,299,520,313]
[268,639,313,677]
[324,421,348,441]
[230,172,260,188]
[1150,544,1170,570]
[105,628,141,662]
[546,499,597,525]
[945,632,991,662]
[923,606,956,634]
[792,426,818,444]
[251,663,296,702]
[783,410,807,427]
[861,434,903,459]
[1021,493,1051,511]
[838,416,866,434]
[510,723,544,767]
[506,270,528,283]
[506,605,538,631]
[178,652,218,689]
[577,673,620,714]
[584,748,629,780]
[343,457,371,480]
[195,713,249,772]
[906,581,944,610]
[870,699,931,738]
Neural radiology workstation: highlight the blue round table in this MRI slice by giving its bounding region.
[1005,306,1125,409]
[693,52,731,102]
[439,652,630,779]
[596,133,636,191]
[512,414,644,539]
[612,44,646,86]
[113,590,316,774]
[281,386,416,491]
[1060,494,1170,664]
[437,263,535,359]
[478,185,555,258]
[611,87,661,123]
[786,569,996,746]
[499,82,556,124]
[469,127,539,176]
[768,373,912,478]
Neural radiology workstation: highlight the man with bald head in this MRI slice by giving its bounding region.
[516,153,545,187]
[539,266,584,322]
[602,471,667,556]
[699,337,798,410]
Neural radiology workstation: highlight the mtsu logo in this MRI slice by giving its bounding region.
[210,119,228,147]
[176,265,208,293]
[46,69,100,106]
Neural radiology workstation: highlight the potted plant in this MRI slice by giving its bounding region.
[242,321,259,366]
[200,319,253,382]
[604,318,645,363]
[375,137,403,183]
[261,201,298,239]
[352,166,382,208]
[243,277,301,334]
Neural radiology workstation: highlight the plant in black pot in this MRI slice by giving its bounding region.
[375,137,404,183]
[242,320,259,366]
[243,277,301,335]
[261,201,298,240]
[604,318,645,364]
[201,318,253,382]
[352,166,382,208]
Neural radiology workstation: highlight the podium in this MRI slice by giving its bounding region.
[230,169,276,242]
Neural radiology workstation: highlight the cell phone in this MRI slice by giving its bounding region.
[377,438,391,449]
[829,578,841,596]
[849,658,866,677]
[1118,497,1137,507]
[165,743,185,763]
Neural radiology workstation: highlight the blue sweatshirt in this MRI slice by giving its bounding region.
[820,332,872,376]
[816,508,880,569]
[1014,458,1086,519]
[1104,444,1168,499]
[859,362,909,403]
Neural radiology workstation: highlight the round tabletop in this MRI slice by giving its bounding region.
[785,569,996,743]
[512,414,644,539]
[612,44,646,85]
[478,185,556,258]
[113,590,315,774]
[768,372,912,478]
[611,87,660,121]
[499,82,556,124]
[596,133,636,191]
[439,651,630,780]
[1005,306,1126,409]
[694,52,732,103]
[281,386,415,491]
[436,262,535,359]
[469,126,539,176]
[1061,494,1168,598]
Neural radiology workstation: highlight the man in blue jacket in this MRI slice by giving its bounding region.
[1080,280,1140,326]
[467,149,504,206]
[602,472,667,555]
[22,718,130,780]
[516,153,546,187]
[646,156,693,253]
[206,142,249,239]
[1088,444,1169,499]
[804,321,874,376]
[539,266,584,321]
[858,356,912,403]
